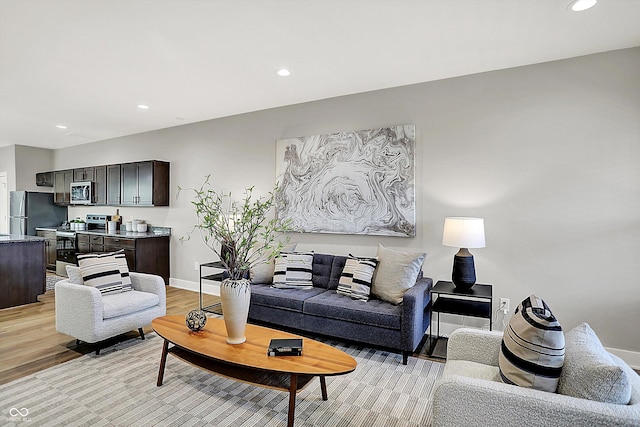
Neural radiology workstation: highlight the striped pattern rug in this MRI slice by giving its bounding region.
[1,332,443,426]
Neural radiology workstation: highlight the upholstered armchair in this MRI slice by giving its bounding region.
[55,266,166,354]
[432,327,640,427]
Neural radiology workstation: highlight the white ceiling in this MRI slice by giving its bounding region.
[1,0,639,150]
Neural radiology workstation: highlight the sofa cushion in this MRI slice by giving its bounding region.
[102,290,160,319]
[558,323,632,404]
[337,256,378,301]
[272,252,314,289]
[303,290,402,330]
[77,252,124,295]
[499,295,565,393]
[371,244,426,305]
[311,253,335,289]
[250,283,326,312]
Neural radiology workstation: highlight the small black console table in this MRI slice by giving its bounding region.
[428,280,493,359]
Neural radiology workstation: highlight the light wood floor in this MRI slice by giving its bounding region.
[0,285,220,386]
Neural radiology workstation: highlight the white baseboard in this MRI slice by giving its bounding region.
[169,278,220,297]
[607,347,640,371]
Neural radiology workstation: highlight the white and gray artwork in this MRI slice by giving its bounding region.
[275,125,416,237]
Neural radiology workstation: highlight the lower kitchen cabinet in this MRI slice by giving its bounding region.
[77,233,170,284]
[36,230,57,270]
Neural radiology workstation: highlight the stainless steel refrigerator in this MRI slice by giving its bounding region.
[9,191,67,236]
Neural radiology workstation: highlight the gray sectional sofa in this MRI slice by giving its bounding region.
[248,253,433,364]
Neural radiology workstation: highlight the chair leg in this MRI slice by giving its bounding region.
[95,346,101,355]
[138,328,145,340]
[76,339,81,346]
[402,351,409,365]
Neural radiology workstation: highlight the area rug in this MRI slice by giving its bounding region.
[0,333,444,426]
[45,274,65,292]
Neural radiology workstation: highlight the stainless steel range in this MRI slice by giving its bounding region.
[55,214,111,276]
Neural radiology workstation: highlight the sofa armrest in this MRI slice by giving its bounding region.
[447,328,503,366]
[54,280,104,342]
[433,374,640,427]
[130,272,166,312]
[401,277,433,352]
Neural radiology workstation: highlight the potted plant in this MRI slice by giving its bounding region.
[180,175,291,344]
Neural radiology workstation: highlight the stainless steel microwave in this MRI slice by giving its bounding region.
[70,181,94,205]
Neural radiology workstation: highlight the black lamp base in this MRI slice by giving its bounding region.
[452,251,476,291]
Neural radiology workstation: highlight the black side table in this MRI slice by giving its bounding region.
[428,280,493,359]
[199,261,225,314]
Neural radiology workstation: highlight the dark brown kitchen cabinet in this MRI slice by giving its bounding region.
[77,233,170,284]
[36,171,54,187]
[94,165,107,205]
[0,240,46,309]
[120,161,169,206]
[36,230,57,270]
[54,169,73,205]
[73,167,95,182]
[106,164,121,205]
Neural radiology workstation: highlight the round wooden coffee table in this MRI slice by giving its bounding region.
[152,315,357,427]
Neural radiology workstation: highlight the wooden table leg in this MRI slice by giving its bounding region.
[157,339,169,386]
[288,374,298,427]
[319,376,328,401]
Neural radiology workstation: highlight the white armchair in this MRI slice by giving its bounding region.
[55,268,166,354]
[432,328,640,427]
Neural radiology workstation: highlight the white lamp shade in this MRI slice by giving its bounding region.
[442,217,486,249]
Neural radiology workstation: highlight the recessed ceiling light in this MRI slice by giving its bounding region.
[568,0,597,12]
[137,104,150,110]
[56,124,67,129]
[276,68,291,77]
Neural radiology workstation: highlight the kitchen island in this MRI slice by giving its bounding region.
[0,235,46,309]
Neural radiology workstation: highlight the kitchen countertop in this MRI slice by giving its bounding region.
[0,234,47,243]
[76,227,171,239]
[34,226,171,238]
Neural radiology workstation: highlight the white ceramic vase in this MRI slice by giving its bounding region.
[219,278,251,344]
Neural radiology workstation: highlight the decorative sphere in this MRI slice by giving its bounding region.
[186,310,207,331]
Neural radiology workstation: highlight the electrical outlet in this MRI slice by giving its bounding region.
[194,261,200,271]
[500,298,510,314]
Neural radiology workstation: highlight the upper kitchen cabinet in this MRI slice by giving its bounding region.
[120,161,169,206]
[94,165,107,205]
[54,169,73,205]
[106,164,121,205]
[73,167,95,182]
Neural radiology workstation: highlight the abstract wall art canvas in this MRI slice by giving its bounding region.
[275,125,416,237]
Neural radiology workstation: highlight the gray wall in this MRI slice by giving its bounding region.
[0,145,16,192]
[48,47,639,354]
[15,145,54,192]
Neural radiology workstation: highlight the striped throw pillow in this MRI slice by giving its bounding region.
[272,252,314,289]
[337,256,378,301]
[77,252,124,295]
[108,249,133,291]
[499,295,565,392]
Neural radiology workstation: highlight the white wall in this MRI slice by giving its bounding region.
[46,47,639,354]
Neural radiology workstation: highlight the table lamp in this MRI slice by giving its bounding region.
[442,217,485,290]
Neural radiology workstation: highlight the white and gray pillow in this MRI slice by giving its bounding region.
[499,295,565,393]
[76,252,125,295]
[558,323,632,404]
[371,244,426,305]
[271,251,314,289]
[250,243,297,284]
[337,256,378,301]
